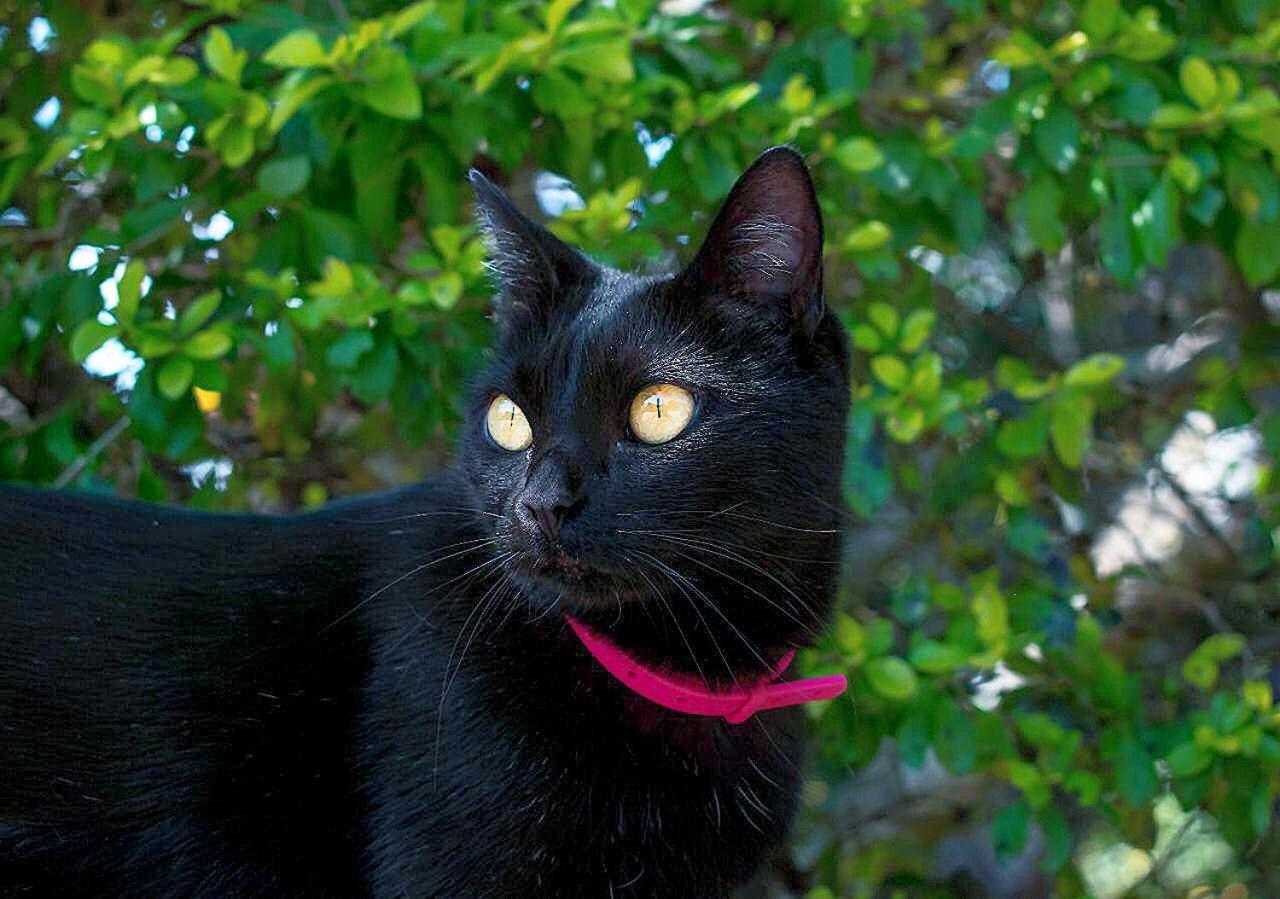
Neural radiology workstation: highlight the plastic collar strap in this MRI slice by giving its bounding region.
[565,615,848,725]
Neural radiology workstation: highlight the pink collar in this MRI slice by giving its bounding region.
[565,615,847,724]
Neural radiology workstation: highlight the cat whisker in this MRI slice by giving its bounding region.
[631,549,758,684]
[751,716,803,777]
[323,536,499,632]
[337,508,502,525]
[386,549,515,680]
[438,559,520,704]
[627,555,711,687]
[615,506,839,535]
[631,549,734,681]
[637,531,814,605]
[622,531,822,642]
[434,564,519,785]
[616,528,837,565]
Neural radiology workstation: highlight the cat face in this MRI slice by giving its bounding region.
[459,148,850,673]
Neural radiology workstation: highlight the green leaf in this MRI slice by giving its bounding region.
[1099,202,1136,283]
[870,355,909,390]
[1180,57,1219,110]
[1116,735,1158,806]
[1167,741,1213,777]
[1182,653,1219,690]
[1065,770,1102,805]
[1064,353,1125,387]
[1198,632,1247,662]
[387,1,436,37]
[1033,104,1082,173]
[262,318,296,370]
[865,657,918,701]
[177,290,221,337]
[157,355,194,401]
[1236,219,1280,287]
[1167,154,1202,193]
[833,137,884,174]
[1150,103,1202,129]
[531,71,594,119]
[115,259,146,325]
[1050,390,1095,468]
[270,72,336,134]
[256,155,312,198]
[1040,806,1073,872]
[71,320,118,363]
[1081,0,1120,41]
[545,0,584,33]
[971,576,1009,658]
[1111,8,1176,61]
[996,405,1050,460]
[359,51,422,120]
[851,324,882,352]
[326,329,375,369]
[911,354,942,400]
[835,612,866,663]
[1189,185,1225,226]
[1250,786,1273,837]
[992,799,1030,860]
[896,707,931,768]
[203,26,245,85]
[933,699,977,774]
[844,220,892,252]
[183,330,233,360]
[899,309,936,353]
[263,30,329,68]
[429,272,463,309]
[908,639,968,673]
[1020,176,1065,254]
[208,116,254,168]
[1132,179,1177,267]
[351,337,399,403]
[867,302,899,339]
[135,331,175,358]
[555,39,634,83]
[886,402,925,443]
[993,31,1044,69]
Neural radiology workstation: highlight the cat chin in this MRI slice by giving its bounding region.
[509,557,648,615]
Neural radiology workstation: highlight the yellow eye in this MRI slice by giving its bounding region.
[629,384,695,445]
[486,394,533,451]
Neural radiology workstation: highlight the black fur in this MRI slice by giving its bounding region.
[0,147,850,897]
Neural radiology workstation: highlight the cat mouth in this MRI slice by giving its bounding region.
[540,550,590,579]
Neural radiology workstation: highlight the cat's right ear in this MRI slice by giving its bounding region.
[468,169,591,326]
[677,146,825,338]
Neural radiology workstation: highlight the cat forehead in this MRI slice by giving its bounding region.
[497,269,723,394]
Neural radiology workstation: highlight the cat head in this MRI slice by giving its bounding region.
[460,148,849,676]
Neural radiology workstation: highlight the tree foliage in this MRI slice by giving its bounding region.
[2,0,1279,894]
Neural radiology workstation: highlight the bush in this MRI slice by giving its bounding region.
[2,1,1278,894]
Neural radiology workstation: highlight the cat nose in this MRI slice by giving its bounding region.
[515,447,584,546]
[519,494,572,544]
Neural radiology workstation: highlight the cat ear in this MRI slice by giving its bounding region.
[681,146,825,337]
[468,169,591,324]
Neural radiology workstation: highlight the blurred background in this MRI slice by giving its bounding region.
[1,0,1278,895]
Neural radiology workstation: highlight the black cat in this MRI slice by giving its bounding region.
[0,146,850,897]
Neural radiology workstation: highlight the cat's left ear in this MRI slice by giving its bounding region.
[680,146,825,338]
[468,169,593,325]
